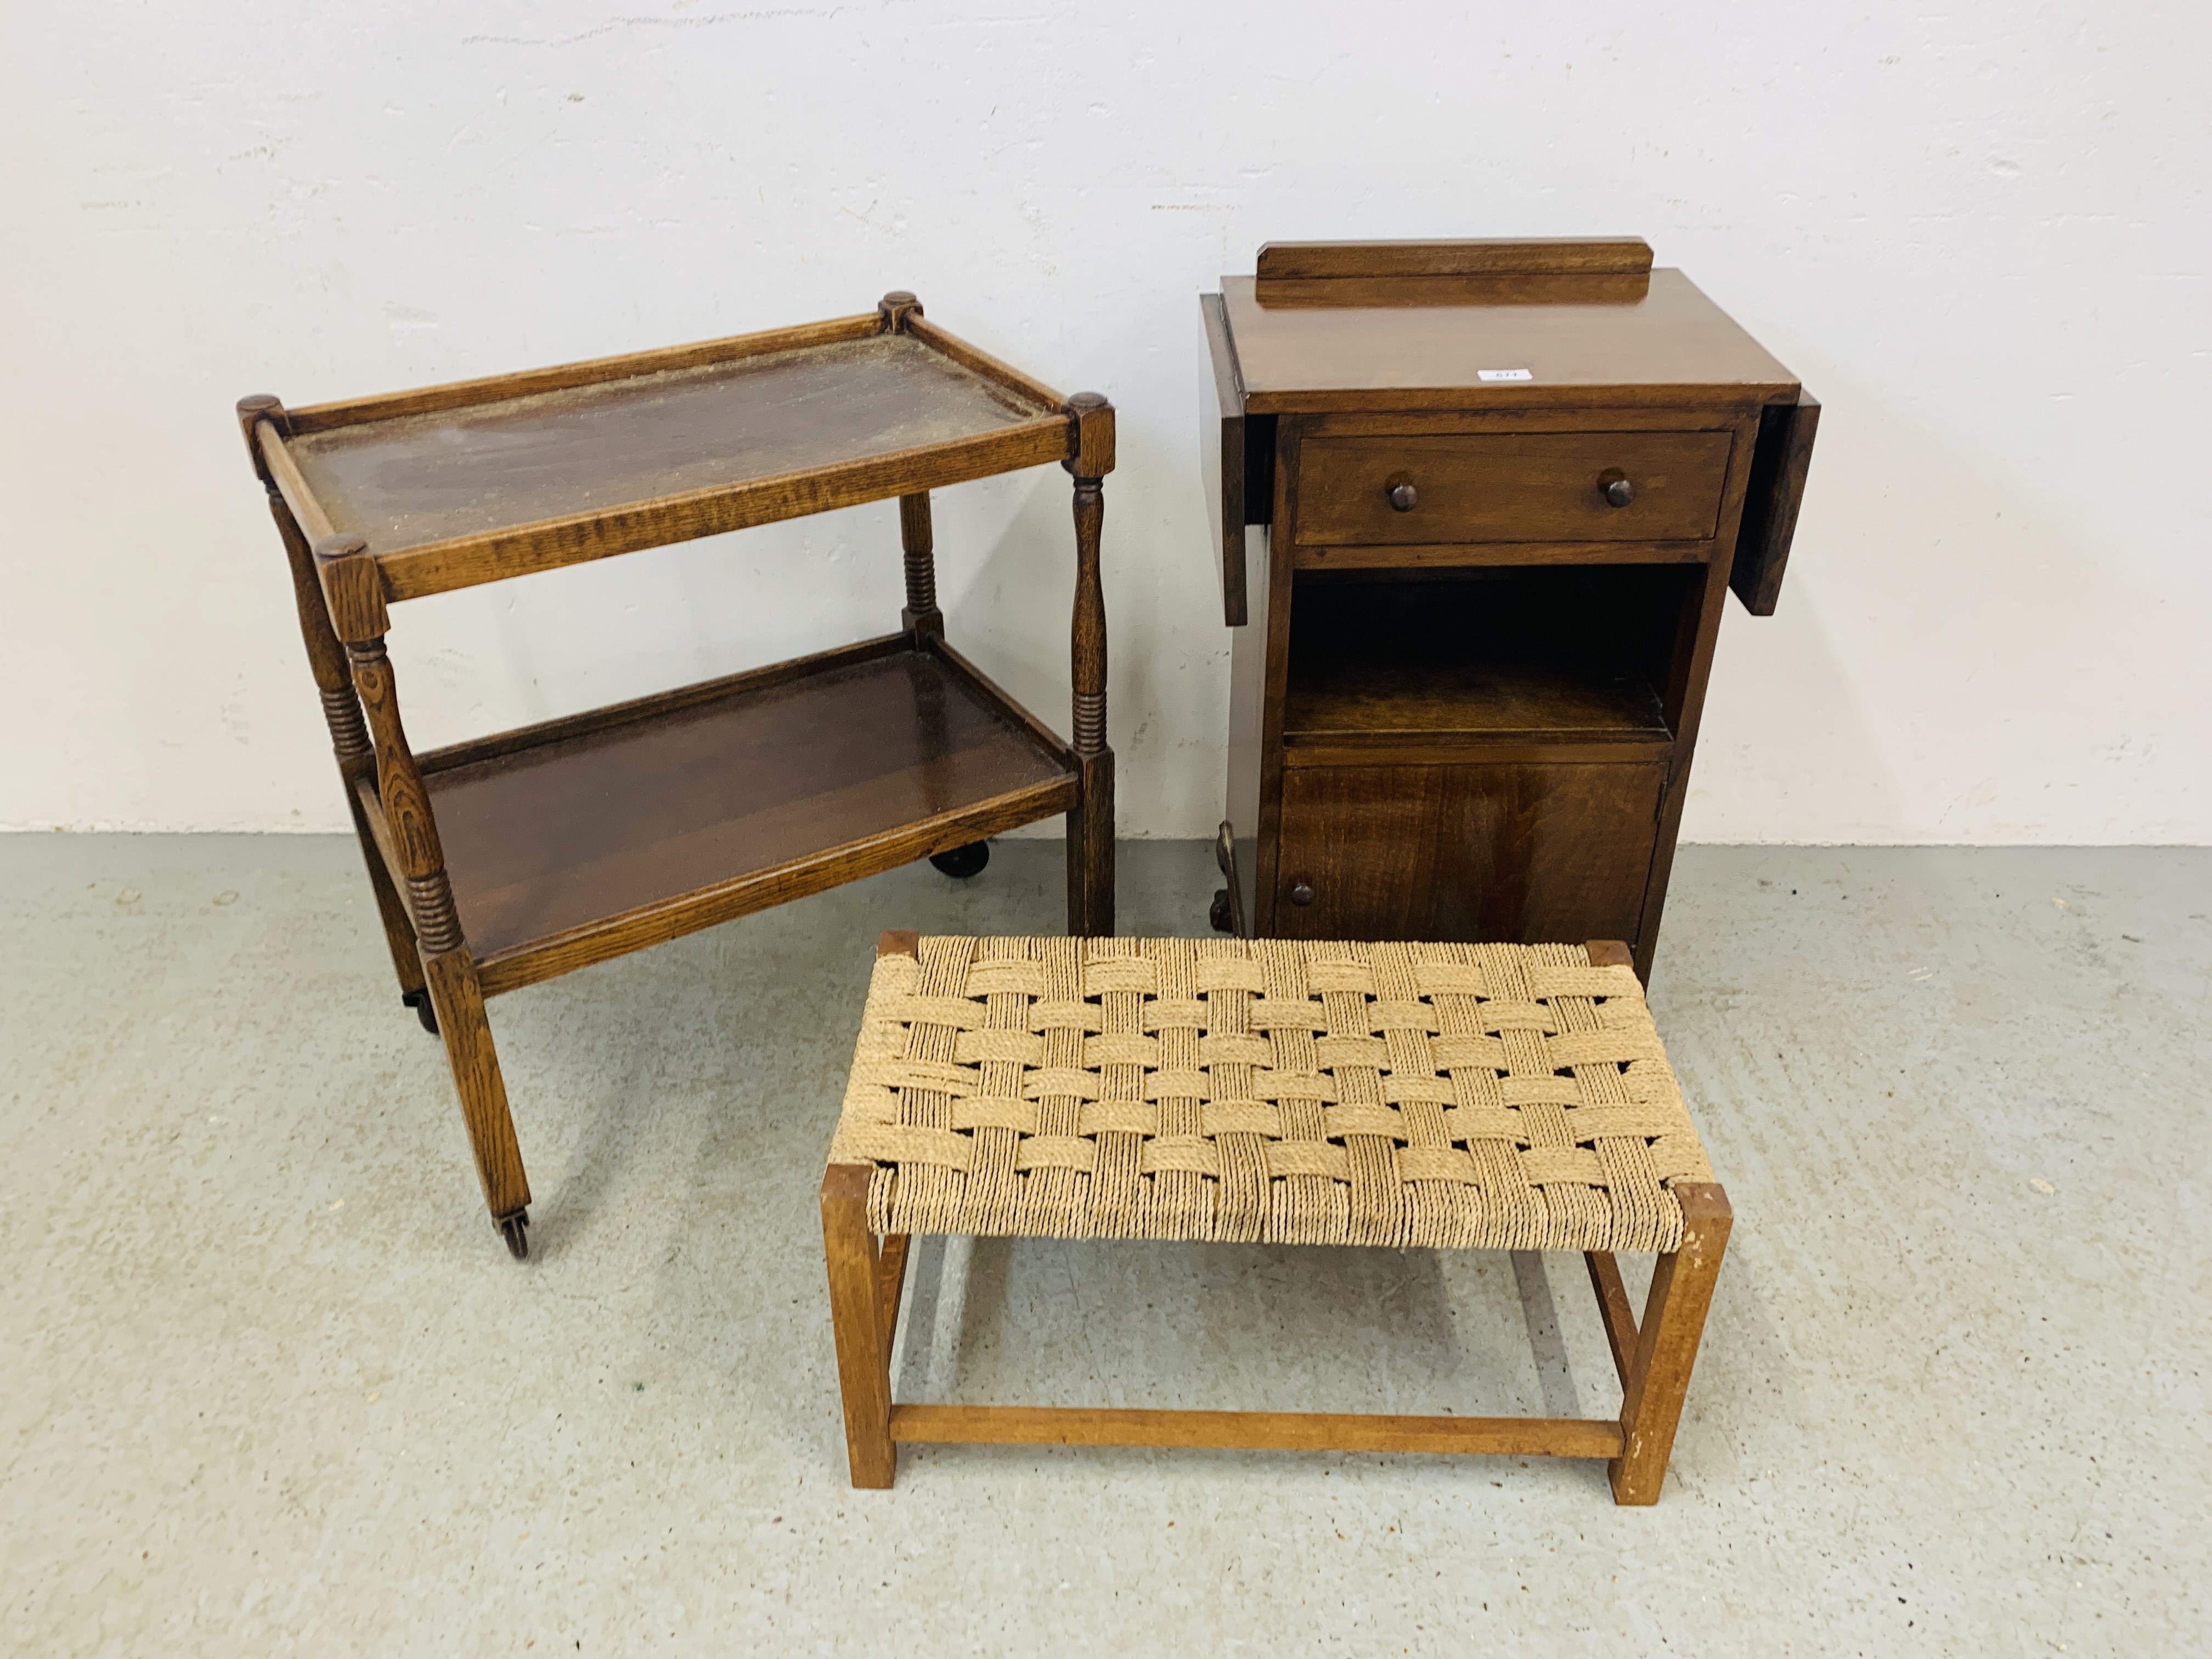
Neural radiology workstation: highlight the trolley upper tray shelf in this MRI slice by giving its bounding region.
[249,310,1076,602]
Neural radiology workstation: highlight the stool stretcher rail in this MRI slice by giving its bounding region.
[887,1405,1627,1459]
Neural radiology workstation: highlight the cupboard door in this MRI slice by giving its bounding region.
[1272,761,1663,944]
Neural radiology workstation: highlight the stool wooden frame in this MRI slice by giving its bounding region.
[821,934,1731,1505]
[239,295,1116,1259]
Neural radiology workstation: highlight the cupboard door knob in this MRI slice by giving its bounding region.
[1600,472,1635,508]
[1290,882,1316,906]
[1386,482,1418,512]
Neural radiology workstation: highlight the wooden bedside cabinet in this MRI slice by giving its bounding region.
[1201,239,1818,978]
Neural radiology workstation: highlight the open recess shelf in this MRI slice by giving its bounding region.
[1282,567,1683,752]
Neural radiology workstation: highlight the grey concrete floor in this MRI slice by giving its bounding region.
[2,836,2206,1656]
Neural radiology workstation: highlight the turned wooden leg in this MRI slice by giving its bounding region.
[898,492,943,642]
[345,787,433,1023]
[421,947,532,1249]
[1063,392,1116,939]
[315,533,533,1254]
[239,398,430,1017]
[823,1164,898,1488]
[1610,1182,1731,1504]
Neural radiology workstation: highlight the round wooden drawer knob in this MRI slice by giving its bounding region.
[1386,482,1418,512]
[1290,882,1316,906]
[1600,472,1635,508]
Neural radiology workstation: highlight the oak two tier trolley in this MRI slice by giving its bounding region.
[238,292,1116,1257]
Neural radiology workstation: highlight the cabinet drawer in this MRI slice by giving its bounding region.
[1272,761,1662,944]
[1297,432,1733,546]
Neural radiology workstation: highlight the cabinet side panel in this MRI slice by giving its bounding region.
[1639,408,1767,978]
[1225,527,1270,927]
[1251,419,1302,935]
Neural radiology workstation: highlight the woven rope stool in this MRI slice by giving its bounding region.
[820,932,1731,1504]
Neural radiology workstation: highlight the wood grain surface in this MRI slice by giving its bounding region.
[243,314,1113,1244]
[1610,1181,1732,1503]
[1584,1249,1641,1389]
[1256,237,1653,280]
[887,1404,1626,1458]
[1222,270,1798,413]
[1730,388,1821,616]
[377,418,1070,601]
[289,335,1053,556]
[428,648,1074,967]
[1272,760,1664,944]
[1200,291,1251,625]
[1255,239,1653,309]
[1280,568,1679,744]
[1297,431,1733,546]
[282,313,885,434]
[821,1164,898,1488]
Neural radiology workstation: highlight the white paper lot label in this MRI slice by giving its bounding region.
[1477,369,1534,382]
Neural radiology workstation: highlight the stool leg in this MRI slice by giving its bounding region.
[877,1233,911,1353]
[822,1164,897,1488]
[1610,1182,1731,1505]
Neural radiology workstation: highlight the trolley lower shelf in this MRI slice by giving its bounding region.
[354,635,1077,995]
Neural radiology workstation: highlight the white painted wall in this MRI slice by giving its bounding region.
[4,2,2205,841]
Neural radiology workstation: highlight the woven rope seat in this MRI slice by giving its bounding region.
[828,934,1713,1255]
